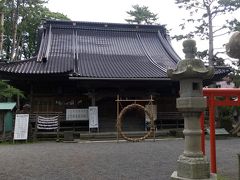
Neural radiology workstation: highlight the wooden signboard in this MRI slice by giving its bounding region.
[66,109,89,121]
[13,114,29,141]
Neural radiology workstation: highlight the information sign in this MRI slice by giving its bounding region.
[66,109,89,121]
[14,114,29,140]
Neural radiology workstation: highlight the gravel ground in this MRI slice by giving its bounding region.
[0,137,238,180]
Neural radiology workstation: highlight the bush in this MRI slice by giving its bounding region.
[218,106,234,132]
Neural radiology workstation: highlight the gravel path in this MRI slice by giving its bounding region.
[0,137,238,180]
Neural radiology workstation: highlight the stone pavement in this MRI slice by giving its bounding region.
[0,137,238,180]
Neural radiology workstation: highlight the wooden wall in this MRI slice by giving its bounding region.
[23,80,179,132]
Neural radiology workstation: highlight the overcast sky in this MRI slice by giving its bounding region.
[46,0,240,60]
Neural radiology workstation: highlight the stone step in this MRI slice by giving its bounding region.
[33,129,184,141]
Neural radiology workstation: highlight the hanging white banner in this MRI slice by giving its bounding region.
[145,105,157,122]
[89,106,98,128]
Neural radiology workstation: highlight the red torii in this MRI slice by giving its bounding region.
[201,88,240,173]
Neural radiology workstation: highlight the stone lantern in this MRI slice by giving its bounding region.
[226,31,240,180]
[226,31,240,59]
[168,39,215,180]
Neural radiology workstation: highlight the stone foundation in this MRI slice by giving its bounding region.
[171,171,217,180]
[177,155,210,179]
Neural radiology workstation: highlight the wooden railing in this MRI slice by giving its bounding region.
[29,112,89,133]
[28,111,184,134]
[156,112,184,129]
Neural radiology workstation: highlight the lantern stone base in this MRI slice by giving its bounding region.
[171,171,217,180]
[171,155,216,180]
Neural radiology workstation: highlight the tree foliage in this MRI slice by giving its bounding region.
[0,80,24,101]
[232,19,240,31]
[1,0,69,61]
[125,5,158,25]
[174,0,240,66]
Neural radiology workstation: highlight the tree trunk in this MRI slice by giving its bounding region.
[207,4,214,66]
[10,0,19,61]
[0,12,4,57]
[0,0,5,59]
[15,35,21,60]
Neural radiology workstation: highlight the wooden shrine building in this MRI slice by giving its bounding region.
[0,20,230,132]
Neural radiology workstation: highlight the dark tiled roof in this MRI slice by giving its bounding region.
[0,56,73,74]
[0,20,180,79]
[203,66,232,85]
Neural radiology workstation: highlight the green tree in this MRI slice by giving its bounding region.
[125,5,158,25]
[2,0,69,61]
[231,19,240,31]
[0,80,24,101]
[174,0,240,66]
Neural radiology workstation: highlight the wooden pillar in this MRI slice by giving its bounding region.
[88,90,96,106]
[91,93,96,106]
[30,84,33,113]
[17,95,20,110]
[209,95,217,173]
[116,94,119,142]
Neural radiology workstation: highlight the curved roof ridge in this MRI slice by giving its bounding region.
[157,31,181,63]
[44,20,166,34]
[136,33,167,73]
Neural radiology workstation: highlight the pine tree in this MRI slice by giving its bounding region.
[125,5,158,25]
[174,0,240,66]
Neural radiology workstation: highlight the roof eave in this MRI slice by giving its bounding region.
[69,77,171,81]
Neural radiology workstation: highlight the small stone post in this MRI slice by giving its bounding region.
[168,39,215,180]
